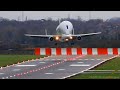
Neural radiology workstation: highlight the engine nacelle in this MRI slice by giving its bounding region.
[49,37,54,41]
[77,36,81,40]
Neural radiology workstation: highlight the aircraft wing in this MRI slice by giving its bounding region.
[71,32,101,37]
[24,34,55,38]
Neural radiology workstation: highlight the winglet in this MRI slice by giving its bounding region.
[97,32,102,34]
[24,34,29,36]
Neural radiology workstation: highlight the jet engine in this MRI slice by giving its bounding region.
[77,36,81,40]
[49,37,54,41]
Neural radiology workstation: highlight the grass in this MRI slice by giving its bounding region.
[69,57,120,79]
[95,57,120,70]
[69,73,120,79]
[0,55,46,67]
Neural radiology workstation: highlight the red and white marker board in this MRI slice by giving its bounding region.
[35,48,120,55]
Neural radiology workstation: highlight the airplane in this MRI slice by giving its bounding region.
[25,20,101,45]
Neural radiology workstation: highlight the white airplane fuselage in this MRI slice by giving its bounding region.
[56,21,73,35]
[55,21,74,42]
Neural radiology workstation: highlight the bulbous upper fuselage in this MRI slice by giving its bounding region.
[56,21,73,35]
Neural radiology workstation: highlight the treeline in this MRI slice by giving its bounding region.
[0,18,120,50]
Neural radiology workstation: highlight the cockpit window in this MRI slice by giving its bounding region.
[66,25,68,29]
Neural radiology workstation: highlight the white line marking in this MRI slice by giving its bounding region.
[85,59,88,60]
[87,70,115,72]
[13,69,20,71]
[70,64,90,66]
[15,65,36,67]
[97,59,101,60]
[39,62,46,63]
[10,76,13,77]
[52,59,55,60]
[91,59,95,60]
[77,62,83,63]
[45,73,53,74]
[58,69,65,71]
[61,55,119,79]
[79,59,82,60]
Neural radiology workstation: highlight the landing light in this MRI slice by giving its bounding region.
[65,39,69,41]
[70,36,73,39]
[55,36,59,40]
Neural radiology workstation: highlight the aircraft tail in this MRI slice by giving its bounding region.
[45,29,47,35]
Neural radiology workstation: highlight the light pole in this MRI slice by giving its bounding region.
[89,11,91,20]
[22,11,24,21]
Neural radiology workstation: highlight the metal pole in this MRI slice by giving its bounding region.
[89,11,91,20]
[22,11,24,21]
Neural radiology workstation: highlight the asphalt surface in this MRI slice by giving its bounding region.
[0,55,117,79]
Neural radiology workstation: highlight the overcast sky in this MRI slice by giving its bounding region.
[0,11,120,21]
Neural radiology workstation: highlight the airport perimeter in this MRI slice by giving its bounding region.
[0,48,120,79]
[0,54,118,79]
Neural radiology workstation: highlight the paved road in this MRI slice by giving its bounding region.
[0,55,117,79]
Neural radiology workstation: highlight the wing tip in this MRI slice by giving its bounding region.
[24,34,30,36]
[98,32,102,34]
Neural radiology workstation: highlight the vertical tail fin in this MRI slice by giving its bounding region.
[45,29,47,35]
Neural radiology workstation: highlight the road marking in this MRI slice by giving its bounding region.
[61,55,119,79]
[79,59,82,60]
[39,62,46,64]
[58,69,65,71]
[15,65,36,67]
[97,59,101,60]
[70,64,90,66]
[85,59,88,60]
[13,69,20,71]
[10,76,13,77]
[4,55,86,79]
[45,73,53,74]
[77,62,83,63]
[91,59,95,60]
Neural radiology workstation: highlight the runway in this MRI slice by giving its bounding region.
[0,55,117,79]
